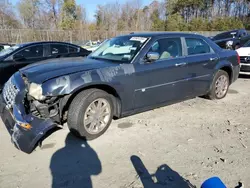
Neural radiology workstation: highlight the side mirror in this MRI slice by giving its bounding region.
[13,54,25,61]
[146,52,159,62]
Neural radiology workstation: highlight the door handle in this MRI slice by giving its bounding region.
[210,57,218,61]
[175,62,187,67]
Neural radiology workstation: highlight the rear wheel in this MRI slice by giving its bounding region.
[67,89,114,140]
[205,70,230,100]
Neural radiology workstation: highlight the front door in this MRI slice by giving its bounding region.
[13,44,46,71]
[0,60,17,89]
[133,37,191,109]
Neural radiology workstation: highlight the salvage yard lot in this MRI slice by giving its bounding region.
[0,78,250,188]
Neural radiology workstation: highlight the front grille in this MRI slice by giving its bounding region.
[240,56,250,64]
[3,77,19,109]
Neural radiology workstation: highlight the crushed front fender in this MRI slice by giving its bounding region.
[0,95,57,154]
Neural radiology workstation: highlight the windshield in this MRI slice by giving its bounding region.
[243,40,250,47]
[0,45,20,57]
[89,36,148,62]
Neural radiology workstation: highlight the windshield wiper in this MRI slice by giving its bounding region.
[90,56,128,64]
[90,56,116,62]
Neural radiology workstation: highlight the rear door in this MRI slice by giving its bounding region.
[48,43,69,58]
[68,45,80,57]
[184,37,219,96]
[133,37,192,109]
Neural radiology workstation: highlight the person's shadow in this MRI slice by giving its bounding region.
[50,133,102,188]
[131,155,196,188]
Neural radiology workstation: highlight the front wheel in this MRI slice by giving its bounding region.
[205,70,230,100]
[67,89,114,140]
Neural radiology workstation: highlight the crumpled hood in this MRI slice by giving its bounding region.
[236,47,250,57]
[19,57,115,84]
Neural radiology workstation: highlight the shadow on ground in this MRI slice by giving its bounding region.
[239,74,250,79]
[50,133,102,188]
[131,155,196,188]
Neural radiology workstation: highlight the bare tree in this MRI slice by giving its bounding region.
[0,1,20,29]
[43,0,59,28]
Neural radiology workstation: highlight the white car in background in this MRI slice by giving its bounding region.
[236,40,250,75]
[0,43,11,51]
[81,40,102,52]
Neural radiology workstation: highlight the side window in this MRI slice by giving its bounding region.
[147,38,182,60]
[68,45,79,53]
[186,38,211,55]
[15,45,43,59]
[50,44,68,55]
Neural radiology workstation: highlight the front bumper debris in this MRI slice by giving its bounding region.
[0,95,57,154]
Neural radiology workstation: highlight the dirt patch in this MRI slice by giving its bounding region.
[228,89,239,94]
[40,143,56,150]
[118,122,133,129]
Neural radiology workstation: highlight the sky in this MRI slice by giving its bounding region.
[10,0,154,21]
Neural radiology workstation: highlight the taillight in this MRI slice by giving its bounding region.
[236,52,240,65]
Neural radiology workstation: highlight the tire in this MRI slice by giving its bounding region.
[205,70,230,100]
[67,89,114,140]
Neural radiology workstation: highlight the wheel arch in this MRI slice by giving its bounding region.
[219,66,233,84]
[215,60,233,84]
[61,84,122,121]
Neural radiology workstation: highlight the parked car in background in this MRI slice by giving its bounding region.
[0,41,91,91]
[0,43,12,51]
[81,40,101,51]
[211,29,249,50]
[0,32,240,153]
[236,40,250,75]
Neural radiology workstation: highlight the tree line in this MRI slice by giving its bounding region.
[0,0,250,32]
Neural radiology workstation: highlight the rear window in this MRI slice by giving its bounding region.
[50,44,68,55]
[186,38,211,55]
[68,45,79,53]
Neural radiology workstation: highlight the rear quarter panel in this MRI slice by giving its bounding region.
[217,49,238,67]
[205,36,239,83]
[216,49,240,83]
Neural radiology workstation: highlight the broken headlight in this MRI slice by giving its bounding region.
[28,83,45,100]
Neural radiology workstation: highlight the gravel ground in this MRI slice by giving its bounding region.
[0,77,250,188]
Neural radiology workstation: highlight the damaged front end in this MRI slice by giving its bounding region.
[0,72,63,154]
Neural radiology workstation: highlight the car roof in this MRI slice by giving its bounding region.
[18,41,80,47]
[119,32,202,38]
[0,43,11,45]
[217,29,245,35]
